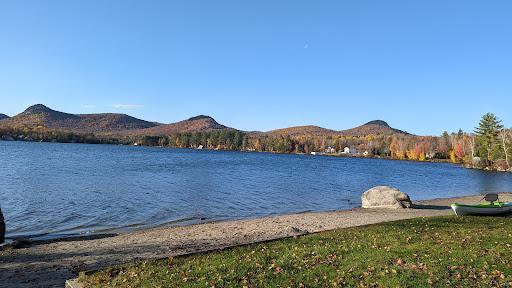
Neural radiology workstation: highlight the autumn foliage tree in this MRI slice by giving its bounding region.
[454,143,464,162]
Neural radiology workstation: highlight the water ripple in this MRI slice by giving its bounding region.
[2,141,512,240]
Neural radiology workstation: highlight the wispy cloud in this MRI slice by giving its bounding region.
[82,105,96,109]
[113,104,144,109]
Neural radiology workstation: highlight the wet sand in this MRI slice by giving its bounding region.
[1,193,511,287]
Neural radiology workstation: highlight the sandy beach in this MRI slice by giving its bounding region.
[1,193,511,288]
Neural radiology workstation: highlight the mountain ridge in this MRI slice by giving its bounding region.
[1,104,158,133]
[261,119,408,137]
[128,115,230,136]
[339,120,408,136]
[0,104,410,137]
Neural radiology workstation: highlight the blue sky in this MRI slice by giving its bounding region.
[0,1,511,135]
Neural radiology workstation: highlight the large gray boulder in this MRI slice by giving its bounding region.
[361,186,412,209]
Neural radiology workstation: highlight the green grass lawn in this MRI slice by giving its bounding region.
[80,216,512,287]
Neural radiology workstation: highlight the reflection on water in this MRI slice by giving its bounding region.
[1,141,512,240]
[473,170,505,192]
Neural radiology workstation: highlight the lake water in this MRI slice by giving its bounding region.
[2,141,512,240]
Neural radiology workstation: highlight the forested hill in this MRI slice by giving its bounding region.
[0,104,159,133]
[339,120,409,136]
[126,115,230,136]
[259,120,408,137]
[257,125,339,137]
[0,104,409,138]
[0,114,9,120]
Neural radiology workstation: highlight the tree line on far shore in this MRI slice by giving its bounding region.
[0,113,510,171]
[239,113,509,171]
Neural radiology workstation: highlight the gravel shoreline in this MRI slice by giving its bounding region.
[1,193,511,287]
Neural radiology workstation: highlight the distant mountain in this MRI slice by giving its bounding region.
[130,115,230,136]
[18,104,79,122]
[339,120,408,136]
[1,104,159,133]
[259,120,408,137]
[259,125,339,137]
[0,104,408,138]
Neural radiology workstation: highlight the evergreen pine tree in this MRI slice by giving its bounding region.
[474,113,503,162]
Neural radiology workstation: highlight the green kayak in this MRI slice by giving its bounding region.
[451,202,512,216]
